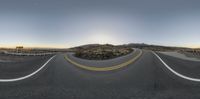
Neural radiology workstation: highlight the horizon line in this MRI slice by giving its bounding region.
[0,43,199,49]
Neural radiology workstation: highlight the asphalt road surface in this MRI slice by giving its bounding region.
[0,49,200,99]
[0,55,53,79]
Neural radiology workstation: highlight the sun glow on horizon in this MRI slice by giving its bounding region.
[87,30,120,45]
[0,43,199,49]
[184,44,200,49]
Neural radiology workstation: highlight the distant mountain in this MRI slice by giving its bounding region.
[69,43,192,51]
[120,43,191,51]
[69,44,114,51]
[122,43,190,50]
[75,44,102,48]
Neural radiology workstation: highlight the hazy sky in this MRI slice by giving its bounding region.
[0,0,200,48]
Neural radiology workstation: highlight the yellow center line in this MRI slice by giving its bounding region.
[64,49,143,71]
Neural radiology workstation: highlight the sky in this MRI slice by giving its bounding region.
[0,0,200,48]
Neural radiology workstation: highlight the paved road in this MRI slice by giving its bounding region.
[0,55,53,79]
[0,50,200,99]
[66,49,139,67]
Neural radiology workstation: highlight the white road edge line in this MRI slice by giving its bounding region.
[153,52,200,82]
[0,55,56,82]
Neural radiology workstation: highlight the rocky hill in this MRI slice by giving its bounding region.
[74,44,133,60]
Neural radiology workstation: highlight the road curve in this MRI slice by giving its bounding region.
[1,50,200,99]
[64,49,143,71]
[0,55,56,82]
[153,52,200,82]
